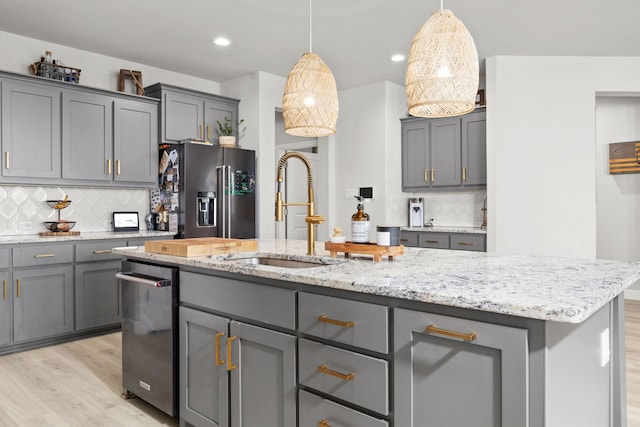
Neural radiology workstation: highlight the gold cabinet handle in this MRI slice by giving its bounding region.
[93,249,112,254]
[426,324,477,341]
[3,279,6,300]
[318,364,355,381]
[107,158,112,175]
[318,420,331,427]
[431,168,436,182]
[116,160,121,176]
[5,152,9,169]
[34,253,55,258]
[226,336,237,371]
[16,278,20,298]
[462,166,467,181]
[215,332,225,366]
[424,168,429,182]
[425,240,440,244]
[318,315,354,328]
[457,242,474,246]
[199,124,203,140]
[206,125,211,142]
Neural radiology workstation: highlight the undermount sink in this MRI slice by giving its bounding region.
[225,256,329,269]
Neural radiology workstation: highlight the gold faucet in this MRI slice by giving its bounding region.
[275,152,325,255]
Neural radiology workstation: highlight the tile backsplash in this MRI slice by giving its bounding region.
[398,190,487,228]
[0,186,150,235]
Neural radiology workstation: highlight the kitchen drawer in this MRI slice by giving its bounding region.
[400,230,418,247]
[418,232,450,249]
[299,338,389,415]
[180,271,296,330]
[450,233,486,251]
[75,240,126,263]
[0,248,9,269]
[299,390,389,427]
[13,243,74,267]
[299,292,388,354]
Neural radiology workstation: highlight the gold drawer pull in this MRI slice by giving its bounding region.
[34,253,56,258]
[107,158,112,175]
[16,278,20,298]
[116,159,121,176]
[5,151,9,169]
[3,279,6,300]
[318,315,354,328]
[226,336,237,371]
[462,166,467,181]
[215,332,225,366]
[199,124,204,139]
[457,242,474,246]
[425,240,440,244]
[431,168,436,182]
[318,364,355,381]
[93,249,112,254]
[426,324,477,341]
[318,420,331,427]
[424,168,429,182]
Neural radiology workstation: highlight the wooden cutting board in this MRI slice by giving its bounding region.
[144,238,258,257]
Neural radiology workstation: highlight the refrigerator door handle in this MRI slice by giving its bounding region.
[226,165,232,238]
[217,166,226,237]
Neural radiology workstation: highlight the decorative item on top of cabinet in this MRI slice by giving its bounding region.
[118,69,144,96]
[609,141,640,174]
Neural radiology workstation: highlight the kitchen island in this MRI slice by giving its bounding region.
[114,239,640,427]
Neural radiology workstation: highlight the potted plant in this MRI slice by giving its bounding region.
[216,117,245,147]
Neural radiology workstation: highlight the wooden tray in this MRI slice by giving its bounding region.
[145,237,258,257]
[39,231,80,237]
[325,241,404,262]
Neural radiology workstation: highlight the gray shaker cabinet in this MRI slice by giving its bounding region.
[430,116,462,187]
[0,270,11,346]
[461,110,487,186]
[402,120,430,189]
[1,79,61,179]
[75,261,122,331]
[394,308,529,427]
[62,91,112,181]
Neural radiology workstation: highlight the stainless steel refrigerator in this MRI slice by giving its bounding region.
[158,142,256,239]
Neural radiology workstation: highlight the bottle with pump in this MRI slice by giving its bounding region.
[351,196,370,243]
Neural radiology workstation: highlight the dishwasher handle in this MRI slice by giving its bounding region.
[116,272,171,288]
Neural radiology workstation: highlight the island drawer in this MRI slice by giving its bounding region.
[13,243,74,267]
[180,271,296,330]
[299,390,389,427]
[450,234,486,251]
[299,338,389,415]
[418,232,450,249]
[299,292,388,354]
[0,248,9,269]
[400,230,418,247]
[75,240,126,263]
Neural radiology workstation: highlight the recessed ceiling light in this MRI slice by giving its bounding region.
[213,37,230,46]
[390,54,406,62]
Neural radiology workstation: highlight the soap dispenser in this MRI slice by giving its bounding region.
[351,196,370,243]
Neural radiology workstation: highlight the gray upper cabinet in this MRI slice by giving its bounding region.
[394,308,529,427]
[145,83,239,145]
[1,79,61,179]
[0,271,11,346]
[62,91,112,181]
[402,108,486,191]
[113,99,158,184]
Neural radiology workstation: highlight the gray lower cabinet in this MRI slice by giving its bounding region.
[0,271,12,346]
[1,78,61,179]
[13,265,74,343]
[75,261,122,330]
[299,390,388,427]
[401,230,486,252]
[394,308,529,427]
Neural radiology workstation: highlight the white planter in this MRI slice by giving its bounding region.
[219,136,236,147]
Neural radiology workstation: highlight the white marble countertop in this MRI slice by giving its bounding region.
[113,239,640,323]
[0,230,175,244]
[401,226,487,234]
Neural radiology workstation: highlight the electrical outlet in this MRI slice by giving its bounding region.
[18,221,32,230]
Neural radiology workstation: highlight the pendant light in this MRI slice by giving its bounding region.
[282,0,339,137]
[405,0,479,118]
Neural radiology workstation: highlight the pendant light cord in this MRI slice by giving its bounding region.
[309,0,313,52]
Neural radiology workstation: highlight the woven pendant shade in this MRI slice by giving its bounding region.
[282,52,339,137]
[406,9,479,118]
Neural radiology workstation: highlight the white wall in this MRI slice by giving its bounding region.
[486,56,640,258]
[0,30,220,94]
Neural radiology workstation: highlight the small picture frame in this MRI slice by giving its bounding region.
[112,211,140,232]
[476,89,486,106]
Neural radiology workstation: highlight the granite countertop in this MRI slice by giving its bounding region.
[112,238,640,324]
[401,226,487,234]
[0,230,175,245]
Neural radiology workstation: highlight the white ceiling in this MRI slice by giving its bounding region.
[1,0,639,90]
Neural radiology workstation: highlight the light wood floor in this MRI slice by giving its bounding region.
[2,303,640,426]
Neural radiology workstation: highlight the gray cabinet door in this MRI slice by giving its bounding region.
[164,90,203,142]
[180,306,229,427]
[402,120,430,190]
[61,91,112,181]
[13,265,74,343]
[394,308,529,427]
[113,99,158,184]
[462,111,487,186]
[1,79,61,179]
[229,321,296,427]
[0,271,12,346]
[75,260,122,330]
[430,116,462,187]
[205,100,237,145]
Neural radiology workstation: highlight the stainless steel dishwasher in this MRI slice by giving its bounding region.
[116,260,178,417]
